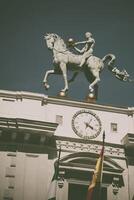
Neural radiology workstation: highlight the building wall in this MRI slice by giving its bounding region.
[0,148,130,200]
[0,151,55,200]
[0,90,134,200]
[0,90,134,144]
[128,166,134,200]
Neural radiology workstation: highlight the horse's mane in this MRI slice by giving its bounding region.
[46,33,67,50]
[55,34,67,50]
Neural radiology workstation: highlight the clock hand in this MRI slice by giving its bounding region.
[88,124,94,130]
[85,122,94,130]
[85,122,88,128]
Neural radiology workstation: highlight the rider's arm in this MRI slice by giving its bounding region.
[74,40,87,45]
[74,40,89,53]
[74,38,95,53]
[73,46,85,53]
[75,39,95,47]
[90,38,95,48]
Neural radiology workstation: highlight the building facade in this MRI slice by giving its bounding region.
[0,89,134,200]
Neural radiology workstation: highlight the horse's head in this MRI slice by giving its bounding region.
[44,33,58,49]
[44,33,67,52]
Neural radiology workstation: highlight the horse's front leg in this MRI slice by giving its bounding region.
[60,62,68,93]
[43,69,55,90]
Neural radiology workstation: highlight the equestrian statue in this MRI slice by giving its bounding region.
[43,32,133,98]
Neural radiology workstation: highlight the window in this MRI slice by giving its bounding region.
[3,189,14,199]
[10,157,16,167]
[111,123,117,132]
[8,178,15,189]
[56,115,63,125]
[5,167,15,177]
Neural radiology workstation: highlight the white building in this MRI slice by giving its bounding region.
[0,89,134,200]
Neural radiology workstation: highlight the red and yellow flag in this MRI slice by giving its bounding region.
[87,145,104,200]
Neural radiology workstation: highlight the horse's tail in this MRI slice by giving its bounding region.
[102,53,116,68]
[102,54,132,82]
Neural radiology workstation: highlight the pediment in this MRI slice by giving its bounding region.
[58,152,124,186]
[59,152,124,174]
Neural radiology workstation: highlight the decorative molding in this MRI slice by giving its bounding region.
[0,117,58,137]
[121,133,134,149]
[0,90,134,115]
[0,90,48,102]
[47,97,133,115]
[56,140,125,158]
[112,177,120,195]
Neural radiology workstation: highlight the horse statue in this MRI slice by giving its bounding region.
[43,33,132,97]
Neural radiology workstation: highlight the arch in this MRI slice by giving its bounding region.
[57,152,124,186]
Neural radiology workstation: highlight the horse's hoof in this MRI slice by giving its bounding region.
[88,92,95,98]
[43,82,50,90]
[85,92,96,103]
[59,91,66,97]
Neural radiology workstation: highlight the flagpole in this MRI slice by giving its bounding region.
[103,131,105,147]
[56,147,61,179]
[86,131,105,200]
[98,131,105,200]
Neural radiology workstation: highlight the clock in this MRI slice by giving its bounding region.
[72,110,102,139]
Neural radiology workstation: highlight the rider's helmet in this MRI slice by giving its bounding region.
[85,32,92,39]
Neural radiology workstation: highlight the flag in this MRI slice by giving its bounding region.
[87,133,105,200]
[47,148,61,200]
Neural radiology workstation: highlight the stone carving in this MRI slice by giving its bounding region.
[112,177,120,196]
[56,140,125,157]
[43,33,133,97]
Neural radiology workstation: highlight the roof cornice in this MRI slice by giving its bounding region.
[0,89,133,115]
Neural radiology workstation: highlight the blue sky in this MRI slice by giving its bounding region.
[0,0,134,107]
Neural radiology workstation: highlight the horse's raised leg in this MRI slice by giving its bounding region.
[60,62,68,94]
[43,69,55,90]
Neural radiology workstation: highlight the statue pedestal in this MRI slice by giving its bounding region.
[59,91,66,97]
[85,93,96,103]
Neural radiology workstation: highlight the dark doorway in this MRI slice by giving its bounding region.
[68,183,107,200]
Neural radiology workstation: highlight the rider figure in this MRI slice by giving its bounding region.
[73,32,95,67]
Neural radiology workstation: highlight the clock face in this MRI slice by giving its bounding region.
[72,110,102,139]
